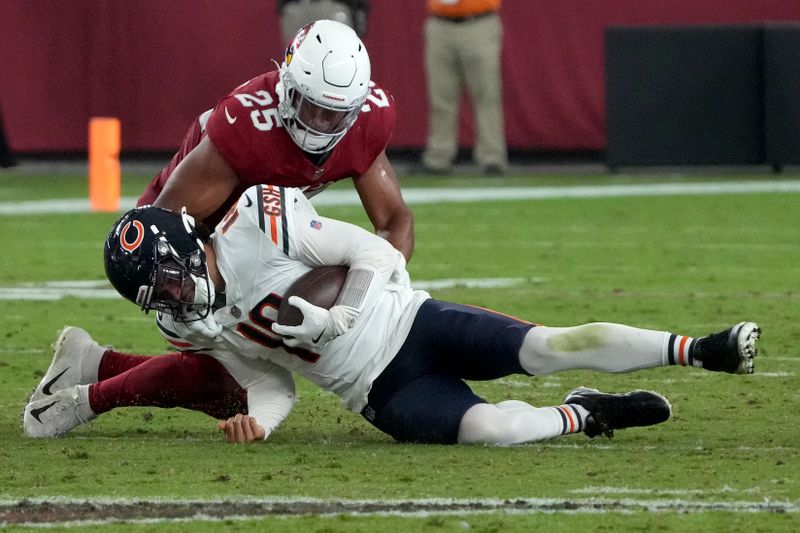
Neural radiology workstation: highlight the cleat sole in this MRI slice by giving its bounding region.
[734,322,760,375]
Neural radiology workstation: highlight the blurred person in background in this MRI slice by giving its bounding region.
[278,0,370,42]
[0,104,17,168]
[421,0,507,176]
[23,19,413,427]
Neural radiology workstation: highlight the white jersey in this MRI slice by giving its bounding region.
[158,185,429,433]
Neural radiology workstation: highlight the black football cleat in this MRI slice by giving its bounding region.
[564,387,672,439]
[692,322,760,374]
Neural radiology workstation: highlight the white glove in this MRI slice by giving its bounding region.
[164,273,222,346]
[190,273,215,307]
[271,296,357,348]
[158,306,223,349]
[180,306,224,342]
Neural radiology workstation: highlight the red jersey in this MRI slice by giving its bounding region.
[139,70,396,227]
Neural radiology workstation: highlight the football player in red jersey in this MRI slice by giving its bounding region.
[28,20,413,424]
[140,20,411,257]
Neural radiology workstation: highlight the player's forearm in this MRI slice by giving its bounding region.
[246,377,296,440]
[247,398,293,440]
[153,136,239,222]
[376,206,414,262]
[153,179,220,222]
[211,351,296,440]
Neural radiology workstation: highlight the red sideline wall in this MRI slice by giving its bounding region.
[1,1,798,153]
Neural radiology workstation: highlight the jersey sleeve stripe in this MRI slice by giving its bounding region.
[279,187,290,255]
[219,202,240,234]
[269,214,279,245]
[166,339,194,349]
[254,185,289,253]
[256,184,266,234]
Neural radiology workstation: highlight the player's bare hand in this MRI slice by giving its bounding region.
[217,414,265,443]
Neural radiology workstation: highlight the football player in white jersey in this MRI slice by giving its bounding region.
[24,185,760,444]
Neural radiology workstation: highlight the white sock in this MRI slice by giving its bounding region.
[519,323,669,375]
[457,400,590,445]
[83,343,106,384]
[75,384,97,423]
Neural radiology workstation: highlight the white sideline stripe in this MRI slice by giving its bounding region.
[315,180,800,206]
[1,496,797,528]
[0,278,529,301]
[535,443,799,452]
[570,485,764,495]
[2,180,800,215]
[0,288,122,301]
[413,277,532,290]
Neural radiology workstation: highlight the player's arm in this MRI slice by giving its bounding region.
[153,136,240,222]
[213,352,296,443]
[352,149,415,261]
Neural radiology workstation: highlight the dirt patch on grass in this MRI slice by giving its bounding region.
[0,499,563,525]
[1,498,794,525]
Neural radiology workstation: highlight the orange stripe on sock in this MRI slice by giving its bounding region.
[560,406,576,433]
[678,336,688,366]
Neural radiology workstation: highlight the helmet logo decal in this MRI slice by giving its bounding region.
[120,220,145,252]
[286,23,312,66]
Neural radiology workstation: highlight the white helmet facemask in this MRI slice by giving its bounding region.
[277,20,371,154]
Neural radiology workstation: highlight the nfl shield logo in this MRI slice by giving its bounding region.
[309,220,322,230]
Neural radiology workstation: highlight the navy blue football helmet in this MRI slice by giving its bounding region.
[104,206,213,319]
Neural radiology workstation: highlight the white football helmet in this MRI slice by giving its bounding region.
[277,20,371,154]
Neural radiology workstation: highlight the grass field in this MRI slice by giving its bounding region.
[0,168,799,530]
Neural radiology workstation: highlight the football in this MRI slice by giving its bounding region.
[276,265,349,326]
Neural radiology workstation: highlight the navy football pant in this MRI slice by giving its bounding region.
[362,299,534,444]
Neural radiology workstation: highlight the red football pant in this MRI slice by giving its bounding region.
[88,350,247,419]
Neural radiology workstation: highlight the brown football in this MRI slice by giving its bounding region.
[276,265,349,326]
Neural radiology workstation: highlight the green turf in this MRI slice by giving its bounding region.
[0,172,798,529]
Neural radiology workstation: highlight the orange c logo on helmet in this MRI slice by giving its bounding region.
[120,220,145,252]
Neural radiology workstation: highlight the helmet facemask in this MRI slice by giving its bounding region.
[278,69,365,153]
[137,234,213,320]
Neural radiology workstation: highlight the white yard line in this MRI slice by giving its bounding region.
[0,278,530,301]
[2,180,800,215]
[570,485,764,496]
[5,278,800,304]
[0,495,797,528]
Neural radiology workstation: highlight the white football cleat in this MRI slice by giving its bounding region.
[29,326,106,403]
[23,385,96,438]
